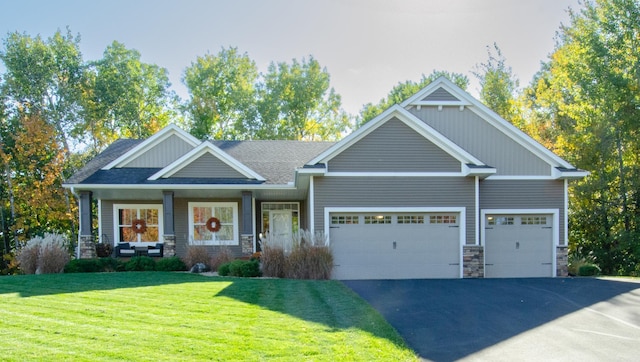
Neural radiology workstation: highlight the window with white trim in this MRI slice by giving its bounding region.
[113,204,163,244]
[188,202,239,245]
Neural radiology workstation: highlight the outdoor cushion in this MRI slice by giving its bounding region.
[119,249,135,255]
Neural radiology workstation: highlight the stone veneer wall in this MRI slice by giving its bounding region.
[241,234,254,255]
[79,235,96,259]
[463,245,484,278]
[556,246,568,277]
[163,235,176,257]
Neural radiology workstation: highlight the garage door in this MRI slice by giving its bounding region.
[330,212,461,280]
[484,214,554,278]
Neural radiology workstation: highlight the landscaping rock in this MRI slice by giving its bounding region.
[189,263,210,273]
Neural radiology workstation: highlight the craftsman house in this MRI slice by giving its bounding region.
[64,77,587,279]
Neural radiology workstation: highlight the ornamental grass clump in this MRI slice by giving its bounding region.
[261,230,333,280]
[17,233,71,274]
[183,244,211,270]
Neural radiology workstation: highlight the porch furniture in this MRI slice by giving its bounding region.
[147,243,164,257]
[115,242,135,257]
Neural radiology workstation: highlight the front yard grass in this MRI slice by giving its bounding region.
[0,272,417,361]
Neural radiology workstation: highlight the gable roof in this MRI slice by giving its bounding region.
[149,141,266,181]
[102,124,200,170]
[307,104,494,176]
[401,77,576,170]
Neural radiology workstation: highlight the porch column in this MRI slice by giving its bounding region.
[162,191,176,257]
[241,191,254,255]
[78,191,96,259]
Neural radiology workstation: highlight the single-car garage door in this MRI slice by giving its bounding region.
[330,212,461,280]
[484,214,554,278]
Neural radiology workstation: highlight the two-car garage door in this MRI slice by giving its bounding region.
[330,211,462,280]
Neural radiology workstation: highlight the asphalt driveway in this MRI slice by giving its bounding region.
[344,278,640,361]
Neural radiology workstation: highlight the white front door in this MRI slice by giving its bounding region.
[270,210,293,250]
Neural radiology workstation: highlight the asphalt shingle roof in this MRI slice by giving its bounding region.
[67,138,335,186]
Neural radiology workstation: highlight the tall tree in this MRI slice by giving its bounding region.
[523,0,640,275]
[256,56,350,140]
[80,41,175,150]
[357,70,469,126]
[0,114,74,244]
[0,29,84,153]
[183,47,258,140]
[473,43,519,123]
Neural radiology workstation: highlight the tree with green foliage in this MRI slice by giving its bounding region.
[80,41,176,151]
[473,43,519,123]
[357,70,469,126]
[183,47,258,140]
[256,56,350,140]
[0,29,84,154]
[522,0,640,275]
[0,114,74,244]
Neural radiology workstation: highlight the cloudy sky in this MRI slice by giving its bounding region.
[1,0,580,114]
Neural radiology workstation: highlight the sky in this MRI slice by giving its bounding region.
[0,0,581,115]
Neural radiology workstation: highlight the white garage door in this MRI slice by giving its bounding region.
[330,212,461,280]
[484,214,554,278]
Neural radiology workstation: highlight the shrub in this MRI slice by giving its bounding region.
[184,245,210,269]
[17,233,71,274]
[1,253,20,275]
[261,245,286,278]
[156,256,187,271]
[125,256,156,271]
[218,262,231,276]
[578,264,600,276]
[210,246,235,272]
[219,259,261,277]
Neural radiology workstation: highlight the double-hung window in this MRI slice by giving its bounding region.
[188,202,239,245]
[113,204,163,244]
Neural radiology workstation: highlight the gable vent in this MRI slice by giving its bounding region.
[422,87,460,102]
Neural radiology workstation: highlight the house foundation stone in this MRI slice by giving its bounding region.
[241,234,254,255]
[556,246,568,277]
[163,235,176,257]
[79,235,96,259]
[463,245,484,278]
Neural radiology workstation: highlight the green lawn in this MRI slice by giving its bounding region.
[0,272,417,361]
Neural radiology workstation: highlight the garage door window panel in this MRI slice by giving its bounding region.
[364,215,391,224]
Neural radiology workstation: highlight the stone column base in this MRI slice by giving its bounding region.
[463,245,484,278]
[79,235,96,259]
[163,235,176,257]
[556,246,568,277]
[241,234,254,255]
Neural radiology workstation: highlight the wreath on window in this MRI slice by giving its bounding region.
[206,217,222,233]
[131,219,147,234]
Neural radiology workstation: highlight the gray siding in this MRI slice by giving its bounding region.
[328,118,460,172]
[123,134,193,168]
[407,107,551,176]
[423,87,460,102]
[171,153,247,178]
[313,176,476,244]
[479,179,565,244]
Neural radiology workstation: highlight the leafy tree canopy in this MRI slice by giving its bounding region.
[357,70,469,126]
